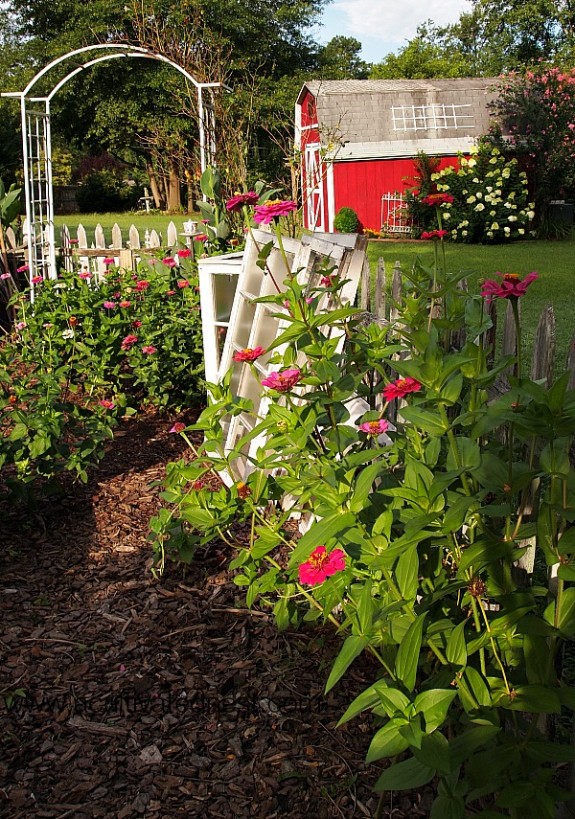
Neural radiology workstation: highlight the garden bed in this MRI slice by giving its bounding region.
[0,408,430,819]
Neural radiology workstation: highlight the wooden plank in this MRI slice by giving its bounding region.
[111,223,122,250]
[375,256,385,319]
[94,224,106,249]
[77,224,88,249]
[129,224,141,250]
[149,230,161,248]
[530,304,555,387]
[390,261,402,323]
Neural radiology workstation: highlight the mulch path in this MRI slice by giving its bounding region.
[0,409,430,819]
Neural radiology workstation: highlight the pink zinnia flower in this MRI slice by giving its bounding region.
[119,300,131,308]
[99,399,115,409]
[261,368,302,392]
[420,230,448,240]
[15,321,26,330]
[177,279,190,289]
[226,191,259,212]
[253,199,297,225]
[121,333,138,350]
[162,257,177,268]
[298,546,346,585]
[233,346,265,363]
[136,279,150,291]
[321,274,337,286]
[103,257,115,266]
[421,193,454,206]
[31,275,43,284]
[0,272,11,280]
[359,419,389,435]
[78,271,91,280]
[480,272,538,300]
[103,301,117,309]
[142,345,157,355]
[194,233,209,242]
[169,422,186,433]
[166,289,176,296]
[17,264,29,273]
[382,377,422,402]
[177,248,191,259]
[132,320,142,328]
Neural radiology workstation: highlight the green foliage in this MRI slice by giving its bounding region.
[487,67,575,234]
[0,178,21,229]
[318,36,370,79]
[151,228,575,815]
[0,251,204,494]
[370,23,471,79]
[76,169,138,213]
[333,206,359,233]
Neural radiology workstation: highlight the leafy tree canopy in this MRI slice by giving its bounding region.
[370,23,471,79]
[318,36,370,79]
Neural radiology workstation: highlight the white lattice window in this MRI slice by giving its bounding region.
[392,104,474,131]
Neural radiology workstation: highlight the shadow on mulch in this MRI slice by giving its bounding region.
[0,410,431,819]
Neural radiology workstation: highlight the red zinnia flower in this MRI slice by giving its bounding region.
[169,422,186,433]
[103,257,115,266]
[194,234,209,242]
[421,193,454,206]
[321,274,337,286]
[298,546,346,585]
[142,345,157,355]
[132,320,142,328]
[99,399,115,409]
[31,275,43,284]
[233,346,265,362]
[480,272,538,300]
[103,301,117,310]
[177,279,190,289]
[166,290,176,296]
[177,248,191,259]
[382,377,422,402]
[261,368,301,392]
[121,334,138,350]
[226,191,259,212]
[253,199,297,225]
[17,264,29,273]
[420,230,449,240]
[136,280,150,291]
[78,271,91,280]
[359,419,389,435]
[162,257,177,268]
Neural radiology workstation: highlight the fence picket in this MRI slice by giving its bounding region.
[149,230,161,248]
[111,223,122,250]
[129,225,141,250]
[77,224,87,249]
[167,221,178,248]
[94,224,106,249]
[530,305,556,386]
[375,257,385,318]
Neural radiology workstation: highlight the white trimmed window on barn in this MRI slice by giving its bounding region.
[392,104,474,131]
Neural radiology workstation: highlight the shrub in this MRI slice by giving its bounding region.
[333,206,359,233]
[76,169,138,213]
[426,144,535,243]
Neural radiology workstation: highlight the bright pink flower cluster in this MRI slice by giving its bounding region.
[261,368,301,392]
[253,199,297,225]
[121,334,138,350]
[233,346,265,363]
[421,193,454,206]
[226,191,259,212]
[420,230,448,240]
[480,272,538,300]
[382,377,422,402]
[359,419,389,436]
[298,546,346,585]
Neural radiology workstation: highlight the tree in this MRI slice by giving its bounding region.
[318,36,369,79]
[487,66,575,232]
[370,23,471,79]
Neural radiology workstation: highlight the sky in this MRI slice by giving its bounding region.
[314,0,472,64]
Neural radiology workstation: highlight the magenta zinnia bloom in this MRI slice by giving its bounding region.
[359,419,389,436]
[99,399,115,409]
[31,275,43,284]
[121,333,138,350]
[103,257,115,265]
[298,546,346,585]
[226,191,259,212]
[233,346,265,363]
[177,279,189,289]
[382,377,422,402]
[194,233,209,242]
[177,248,191,259]
[421,193,454,206]
[169,422,186,433]
[0,272,11,280]
[261,368,302,392]
[253,199,297,225]
[78,271,91,280]
[17,264,29,273]
[481,272,538,300]
[142,345,157,355]
[103,301,117,310]
[166,289,176,296]
[421,229,448,240]
[136,279,150,291]
[162,257,177,268]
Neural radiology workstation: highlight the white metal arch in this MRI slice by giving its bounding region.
[2,44,226,284]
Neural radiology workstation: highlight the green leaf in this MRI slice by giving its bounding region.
[414,689,457,733]
[356,579,373,633]
[324,634,368,694]
[287,511,356,568]
[497,780,536,808]
[337,679,390,726]
[499,685,561,714]
[430,794,466,819]
[544,586,575,638]
[395,546,419,602]
[524,741,575,763]
[374,756,435,792]
[366,718,411,762]
[395,613,426,692]
[399,406,449,436]
[413,731,451,773]
[463,666,492,708]
[446,620,468,666]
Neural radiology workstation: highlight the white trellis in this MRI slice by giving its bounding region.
[2,44,227,290]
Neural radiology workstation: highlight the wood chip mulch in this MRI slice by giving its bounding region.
[0,409,430,819]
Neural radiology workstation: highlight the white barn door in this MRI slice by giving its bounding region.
[303,143,326,231]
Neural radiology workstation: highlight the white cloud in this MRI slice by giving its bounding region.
[329,0,471,46]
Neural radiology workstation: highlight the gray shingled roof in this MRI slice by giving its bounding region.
[298,78,500,147]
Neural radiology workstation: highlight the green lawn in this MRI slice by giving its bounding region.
[368,236,575,375]
[54,211,202,248]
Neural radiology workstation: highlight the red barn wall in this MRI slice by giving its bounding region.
[332,156,458,231]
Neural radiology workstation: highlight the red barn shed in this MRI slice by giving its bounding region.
[295,78,499,233]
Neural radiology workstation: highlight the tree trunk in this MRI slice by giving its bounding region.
[146,163,163,209]
[167,161,181,212]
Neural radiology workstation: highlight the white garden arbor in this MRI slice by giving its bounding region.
[2,44,226,281]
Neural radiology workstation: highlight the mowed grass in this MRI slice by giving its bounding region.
[54,211,203,248]
[368,236,575,374]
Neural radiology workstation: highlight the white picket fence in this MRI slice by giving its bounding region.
[4,218,200,277]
